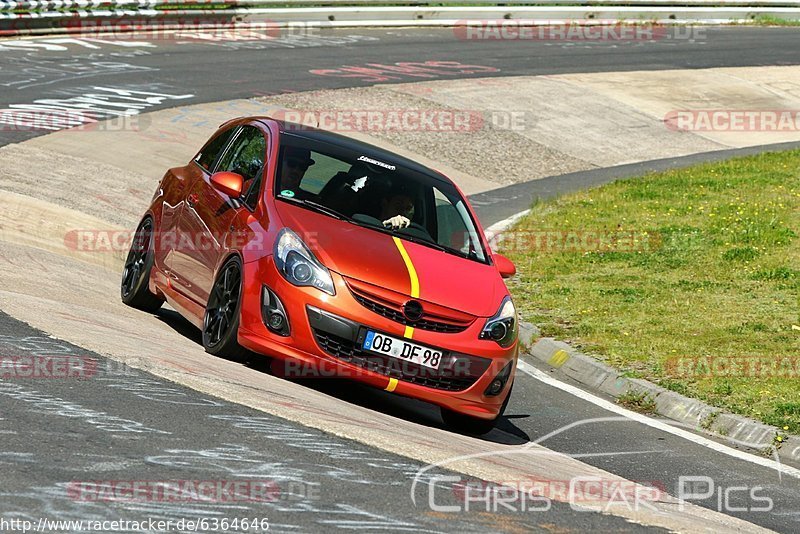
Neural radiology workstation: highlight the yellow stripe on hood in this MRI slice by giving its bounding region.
[392,236,419,339]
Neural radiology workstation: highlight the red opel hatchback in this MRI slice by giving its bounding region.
[122,117,519,434]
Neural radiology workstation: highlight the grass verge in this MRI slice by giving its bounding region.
[502,149,800,432]
[747,15,800,27]
[617,390,658,414]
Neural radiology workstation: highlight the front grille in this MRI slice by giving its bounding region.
[312,329,483,392]
[351,292,470,334]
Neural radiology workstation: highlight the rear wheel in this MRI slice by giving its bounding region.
[121,217,163,312]
[202,256,248,362]
[441,380,514,435]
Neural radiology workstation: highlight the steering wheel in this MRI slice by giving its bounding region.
[398,222,433,241]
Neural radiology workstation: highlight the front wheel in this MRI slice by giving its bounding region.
[202,256,248,362]
[441,380,514,435]
[121,217,163,312]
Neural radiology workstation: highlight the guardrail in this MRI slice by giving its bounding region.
[1,1,799,37]
[4,0,800,7]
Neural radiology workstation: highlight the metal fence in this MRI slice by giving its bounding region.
[1,0,799,37]
[3,0,800,8]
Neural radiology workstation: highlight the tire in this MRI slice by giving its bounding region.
[121,217,163,313]
[441,380,514,436]
[202,256,248,362]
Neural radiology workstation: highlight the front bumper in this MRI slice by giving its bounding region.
[237,256,518,419]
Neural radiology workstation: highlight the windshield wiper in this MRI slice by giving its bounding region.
[290,198,346,220]
[397,233,446,252]
[394,231,471,259]
[285,197,479,260]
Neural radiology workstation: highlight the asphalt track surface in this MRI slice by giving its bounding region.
[0,311,656,533]
[1,26,800,532]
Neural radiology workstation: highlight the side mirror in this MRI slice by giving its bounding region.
[210,171,243,198]
[494,253,516,279]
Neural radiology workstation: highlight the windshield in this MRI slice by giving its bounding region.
[274,136,487,263]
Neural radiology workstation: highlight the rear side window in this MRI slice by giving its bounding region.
[195,127,236,171]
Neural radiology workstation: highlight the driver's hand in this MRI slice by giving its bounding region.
[383,215,410,229]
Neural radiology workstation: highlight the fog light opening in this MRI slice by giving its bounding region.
[268,311,285,331]
[486,378,504,396]
[262,286,291,336]
[484,361,513,397]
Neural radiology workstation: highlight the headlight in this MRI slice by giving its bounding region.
[274,228,335,296]
[480,296,517,348]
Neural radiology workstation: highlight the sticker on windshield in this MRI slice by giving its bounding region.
[351,176,368,192]
[280,189,295,198]
[358,155,396,171]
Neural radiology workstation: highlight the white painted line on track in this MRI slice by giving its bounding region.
[516,359,800,480]
[484,209,530,236]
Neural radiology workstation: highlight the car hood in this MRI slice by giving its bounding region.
[275,201,506,317]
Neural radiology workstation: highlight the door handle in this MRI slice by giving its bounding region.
[187,193,199,207]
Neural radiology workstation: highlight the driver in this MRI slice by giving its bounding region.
[380,185,415,229]
[280,147,315,198]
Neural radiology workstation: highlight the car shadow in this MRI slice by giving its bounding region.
[154,307,531,445]
[155,308,202,345]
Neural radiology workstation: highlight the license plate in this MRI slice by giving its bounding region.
[362,331,443,370]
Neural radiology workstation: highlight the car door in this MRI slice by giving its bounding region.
[156,125,237,276]
[169,124,268,305]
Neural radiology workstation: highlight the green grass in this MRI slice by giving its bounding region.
[504,149,800,433]
[747,15,800,27]
[617,390,657,414]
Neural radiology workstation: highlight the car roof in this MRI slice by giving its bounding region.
[251,117,452,185]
